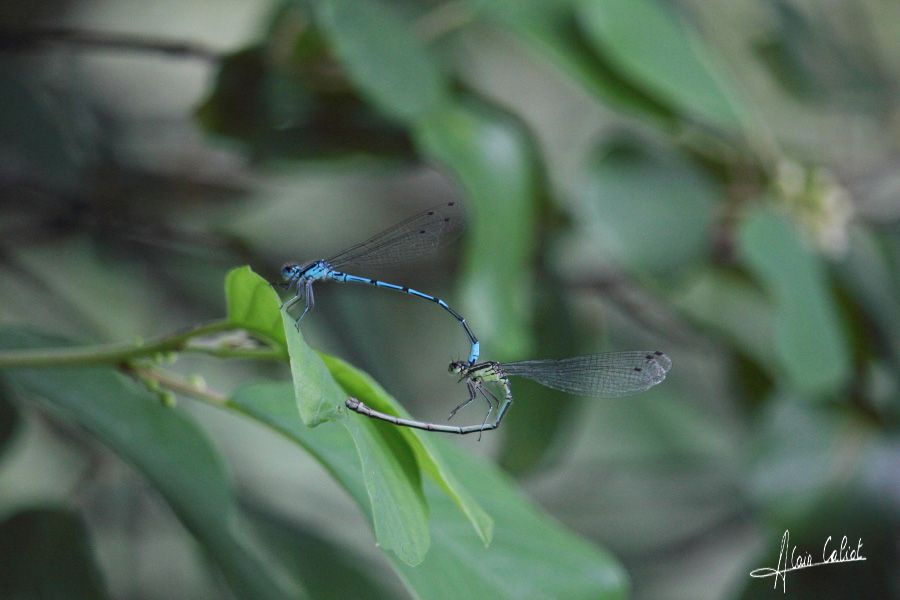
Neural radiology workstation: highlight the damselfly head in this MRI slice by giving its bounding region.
[448,361,467,375]
[281,263,300,280]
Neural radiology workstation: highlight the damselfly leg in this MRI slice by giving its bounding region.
[448,382,477,420]
[293,282,314,329]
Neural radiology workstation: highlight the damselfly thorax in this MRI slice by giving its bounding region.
[449,361,507,385]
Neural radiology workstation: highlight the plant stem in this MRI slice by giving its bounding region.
[132,365,229,408]
[182,345,286,362]
[0,320,237,368]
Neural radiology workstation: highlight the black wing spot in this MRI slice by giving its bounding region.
[654,350,663,356]
[448,201,455,207]
[645,354,654,360]
[634,367,643,372]
[427,211,435,216]
[419,230,426,234]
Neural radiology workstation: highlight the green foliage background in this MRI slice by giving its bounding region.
[1,0,899,598]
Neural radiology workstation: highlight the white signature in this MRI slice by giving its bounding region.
[749,529,866,592]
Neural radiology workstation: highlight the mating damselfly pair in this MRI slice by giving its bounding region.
[277,201,671,435]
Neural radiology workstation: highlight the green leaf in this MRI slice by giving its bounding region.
[315,0,449,122]
[281,310,346,427]
[245,503,402,600]
[396,438,628,600]
[278,312,430,565]
[737,209,851,394]
[230,382,627,599]
[576,0,743,127]
[0,507,111,599]
[338,404,430,565]
[576,137,718,277]
[415,98,537,357]
[323,354,494,546]
[0,329,300,600]
[225,265,287,354]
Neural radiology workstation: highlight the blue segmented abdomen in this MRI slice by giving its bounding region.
[405,288,432,300]
[328,271,480,364]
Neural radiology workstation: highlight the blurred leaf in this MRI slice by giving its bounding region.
[753,0,890,111]
[0,507,111,599]
[225,266,287,353]
[673,269,776,372]
[415,98,537,357]
[751,1,822,102]
[0,391,20,460]
[577,137,718,277]
[748,394,854,511]
[315,0,449,122]
[737,209,851,395]
[195,46,291,141]
[474,0,675,124]
[196,0,415,161]
[275,303,430,565]
[230,381,628,599]
[0,329,300,600]
[0,66,81,191]
[245,503,401,600]
[836,226,900,367]
[196,44,413,161]
[324,354,493,546]
[576,0,743,127]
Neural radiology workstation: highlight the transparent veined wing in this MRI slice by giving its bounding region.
[500,351,671,397]
[326,201,462,270]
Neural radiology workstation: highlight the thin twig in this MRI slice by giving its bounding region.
[568,273,706,347]
[0,320,268,368]
[131,365,229,408]
[182,344,285,362]
[0,27,220,61]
